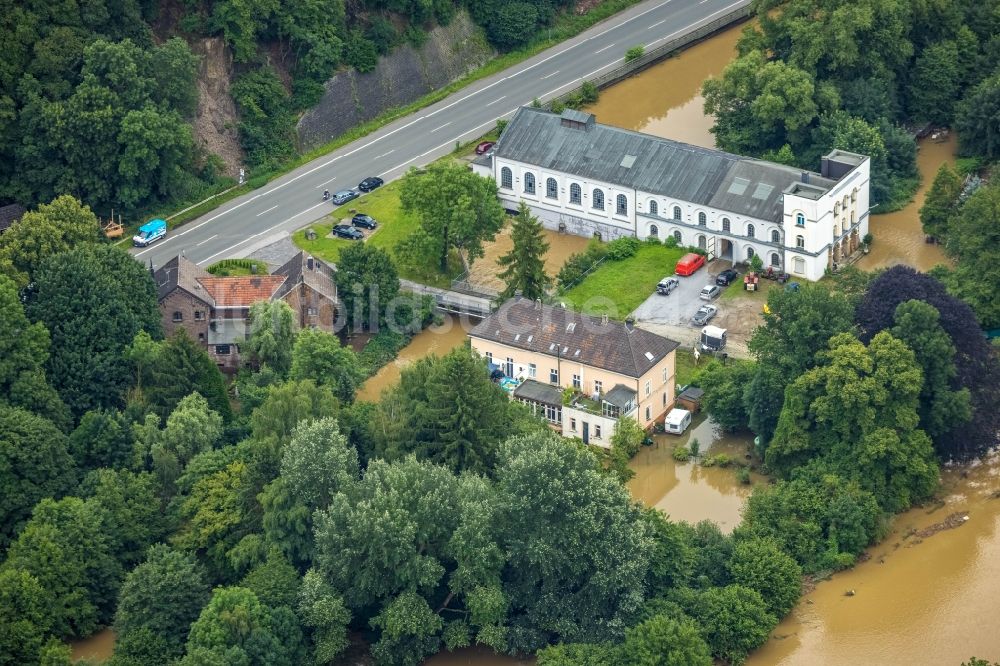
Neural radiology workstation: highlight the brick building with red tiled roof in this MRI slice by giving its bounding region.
[154,253,338,371]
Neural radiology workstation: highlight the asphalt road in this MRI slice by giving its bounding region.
[136,0,751,270]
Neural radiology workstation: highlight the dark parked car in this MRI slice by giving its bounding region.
[352,214,378,229]
[691,304,718,326]
[475,141,495,155]
[716,268,739,286]
[333,224,364,240]
[331,189,359,205]
[358,177,384,192]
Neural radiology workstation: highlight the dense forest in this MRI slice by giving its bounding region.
[3,192,997,666]
[0,0,608,218]
[704,0,1000,209]
[3,0,1000,664]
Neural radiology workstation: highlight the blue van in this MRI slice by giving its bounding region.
[133,219,167,247]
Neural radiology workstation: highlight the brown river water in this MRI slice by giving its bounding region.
[72,16,995,666]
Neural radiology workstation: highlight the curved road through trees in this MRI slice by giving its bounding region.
[136,0,749,269]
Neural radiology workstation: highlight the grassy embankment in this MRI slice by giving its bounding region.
[561,243,685,317]
[291,178,463,289]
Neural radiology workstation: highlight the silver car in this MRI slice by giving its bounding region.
[691,304,718,326]
[699,284,722,300]
[656,276,679,295]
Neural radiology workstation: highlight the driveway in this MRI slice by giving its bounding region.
[631,261,755,358]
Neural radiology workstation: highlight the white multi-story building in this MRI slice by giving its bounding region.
[472,107,871,281]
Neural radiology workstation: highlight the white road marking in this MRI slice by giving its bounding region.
[485,96,507,106]
[540,71,560,80]
[195,234,217,246]
[197,201,330,266]
[374,149,395,159]
[649,19,666,28]
[594,43,616,54]
[144,0,748,261]
[430,121,452,133]
[385,157,418,174]
[256,205,278,216]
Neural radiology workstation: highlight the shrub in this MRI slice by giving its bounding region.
[689,438,700,458]
[496,119,509,135]
[579,81,600,105]
[625,45,645,61]
[551,99,566,114]
[736,466,751,485]
[701,453,734,468]
[672,445,690,462]
[663,235,679,248]
[606,236,641,260]
[557,240,608,288]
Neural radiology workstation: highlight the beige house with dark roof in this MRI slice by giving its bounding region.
[154,252,338,371]
[469,297,679,447]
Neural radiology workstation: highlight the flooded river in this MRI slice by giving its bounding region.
[356,315,470,402]
[856,135,955,273]
[469,226,592,293]
[70,628,115,662]
[748,451,1000,666]
[583,22,742,148]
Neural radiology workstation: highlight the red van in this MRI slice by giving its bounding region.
[674,252,706,276]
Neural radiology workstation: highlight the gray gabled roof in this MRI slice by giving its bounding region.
[605,384,637,408]
[470,297,679,378]
[272,251,337,303]
[154,256,214,304]
[513,379,563,406]
[494,107,839,223]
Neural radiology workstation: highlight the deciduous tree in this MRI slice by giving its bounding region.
[281,417,359,511]
[144,330,233,422]
[290,329,366,403]
[114,545,211,663]
[244,300,297,375]
[0,195,102,287]
[684,585,775,665]
[0,406,76,547]
[919,163,963,239]
[28,243,161,418]
[333,242,399,331]
[400,160,505,273]
[727,537,802,617]
[0,568,53,666]
[181,586,305,666]
[621,614,712,666]
[497,433,651,652]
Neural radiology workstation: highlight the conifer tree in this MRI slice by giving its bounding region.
[497,202,551,301]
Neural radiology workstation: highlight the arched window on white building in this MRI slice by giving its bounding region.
[649,224,659,237]
[569,183,581,204]
[673,230,682,244]
[697,234,706,250]
[616,194,628,216]
[672,205,682,220]
[796,212,806,227]
[796,235,805,249]
[746,223,755,239]
[500,167,512,189]
[524,172,535,195]
[770,252,781,267]
[698,212,707,226]
[722,217,731,232]
[771,229,780,243]
[545,177,557,199]
[649,200,658,216]
[592,188,604,210]
[746,246,755,259]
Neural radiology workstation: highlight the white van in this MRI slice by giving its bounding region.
[664,408,692,435]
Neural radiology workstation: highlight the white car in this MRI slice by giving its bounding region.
[699,284,722,300]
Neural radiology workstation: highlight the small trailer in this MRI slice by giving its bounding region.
[664,408,692,435]
[133,219,166,247]
[700,325,727,353]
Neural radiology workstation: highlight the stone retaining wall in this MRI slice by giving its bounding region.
[296,11,493,150]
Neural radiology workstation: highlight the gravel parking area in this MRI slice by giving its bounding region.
[630,261,763,358]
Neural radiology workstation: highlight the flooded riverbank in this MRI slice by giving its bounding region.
[468,226,592,293]
[749,450,1000,666]
[583,21,742,148]
[629,415,756,532]
[356,315,470,402]
[70,628,115,662]
[856,135,955,273]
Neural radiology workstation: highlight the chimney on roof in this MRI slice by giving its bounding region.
[601,314,609,325]
[625,317,635,332]
[535,298,542,310]
[307,256,315,270]
[250,263,258,275]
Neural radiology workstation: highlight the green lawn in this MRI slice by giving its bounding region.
[291,181,462,288]
[675,348,698,388]
[562,243,685,318]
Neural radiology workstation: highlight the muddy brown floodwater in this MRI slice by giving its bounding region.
[70,627,115,662]
[856,135,955,273]
[748,451,1000,666]
[356,315,470,402]
[468,226,593,293]
[583,21,743,148]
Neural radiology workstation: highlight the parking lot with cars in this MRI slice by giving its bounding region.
[631,260,764,357]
